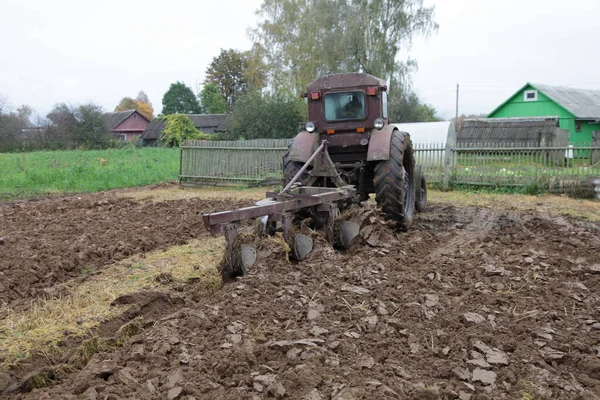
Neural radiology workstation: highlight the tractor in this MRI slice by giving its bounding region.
[203,73,427,277]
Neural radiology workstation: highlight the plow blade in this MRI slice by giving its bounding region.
[239,244,257,274]
[337,221,360,249]
[292,233,313,261]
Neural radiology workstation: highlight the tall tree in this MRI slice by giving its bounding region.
[161,82,201,115]
[136,91,152,106]
[251,0,437,96]
[0,97,33,152]
[199,83,227,114]
[115,93,154,120]
[389,91,440,123]
[205,49,247,111]
[46,103,111,149]
[114,97,138,112]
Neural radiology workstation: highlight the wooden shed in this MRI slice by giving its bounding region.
[458,117,569,148]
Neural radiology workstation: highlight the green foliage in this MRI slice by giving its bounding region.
[115,94,154,120]
[73,104,113,149]
[389,91,440,122]
[114,97,138,111]
[159,114,212,147]
[251,0,437,95]
[0,147,179,200]
[199,83,227,114]
[45,103,113,150]
[223,91,306,140]
[161,82,201,115]
[205,48,267,111]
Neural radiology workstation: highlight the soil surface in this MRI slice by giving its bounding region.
[0,188,251,312]
[2,187,600,399]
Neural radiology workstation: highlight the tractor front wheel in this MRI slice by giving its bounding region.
[373,131,416,231]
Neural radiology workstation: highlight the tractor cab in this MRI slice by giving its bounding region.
[300,73,390,163]
[301,73,389,136]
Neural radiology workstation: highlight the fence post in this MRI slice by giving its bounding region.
[443,143,453,191]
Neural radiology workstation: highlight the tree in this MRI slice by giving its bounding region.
[161,82,201,115]
[389,91,440,123]
[114,97,138,112]
[199,83,227,114]
[251,0,437,96]
[115,92,154,120]
[159,114,211,147]
[224,91,306,140]
[205,49,249,111]
[136,91,151,106]
[74,104,112,149]
[46,103,112,149]
[0,97,32,152]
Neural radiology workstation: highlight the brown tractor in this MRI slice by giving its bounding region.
[285,72,419,230]
[203,73,426,277]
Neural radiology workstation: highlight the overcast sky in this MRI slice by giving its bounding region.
[1,0,599,120]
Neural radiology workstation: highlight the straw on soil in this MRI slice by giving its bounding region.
[0,237,225,367]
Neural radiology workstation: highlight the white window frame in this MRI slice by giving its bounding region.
[524,90,538,102]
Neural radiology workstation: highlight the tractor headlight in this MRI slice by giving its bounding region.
[305,121,316,133]
[374,118,384,130]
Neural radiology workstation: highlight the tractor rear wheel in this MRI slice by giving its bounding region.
[283,150,309,187]
[373,131,416,231]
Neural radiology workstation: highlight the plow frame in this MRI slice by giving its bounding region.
[202,140,359,275]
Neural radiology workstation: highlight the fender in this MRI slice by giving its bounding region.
[367,125,397,161]
[289,131,319,162]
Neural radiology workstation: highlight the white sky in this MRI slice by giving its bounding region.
[1,0,599,120]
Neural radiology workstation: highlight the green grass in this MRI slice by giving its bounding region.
[0,147,179,200]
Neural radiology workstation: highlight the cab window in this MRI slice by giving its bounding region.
[324,92,366,121]
[382,91,388,119]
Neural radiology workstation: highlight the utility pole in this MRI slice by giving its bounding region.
[455,83,459,127]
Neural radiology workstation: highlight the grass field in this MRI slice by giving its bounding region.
[0,147,180,200]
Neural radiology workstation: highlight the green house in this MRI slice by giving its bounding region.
[488,83,600,145]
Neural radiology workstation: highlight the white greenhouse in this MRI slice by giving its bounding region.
[392,121,456,168]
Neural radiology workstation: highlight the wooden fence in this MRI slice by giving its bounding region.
[180,139,600,194]
[180,139,290,184]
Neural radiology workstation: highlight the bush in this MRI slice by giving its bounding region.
[159,114,212,147]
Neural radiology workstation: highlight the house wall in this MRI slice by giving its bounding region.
[113,113,149,133]
[488,85,595,144]
[114,132,142,142]
[577,121,599,146]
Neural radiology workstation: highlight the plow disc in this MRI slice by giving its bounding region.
[337,220,361,249]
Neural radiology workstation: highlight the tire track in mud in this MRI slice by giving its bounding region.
[418,207,501,264]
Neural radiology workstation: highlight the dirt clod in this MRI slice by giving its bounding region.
[472,368,497,385]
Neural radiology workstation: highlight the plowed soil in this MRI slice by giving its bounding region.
[2,187,600,399]
[0,189,252,312]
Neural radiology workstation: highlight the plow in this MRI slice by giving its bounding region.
[202,73,428,277]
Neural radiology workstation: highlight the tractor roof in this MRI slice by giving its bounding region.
[307,73,386,91]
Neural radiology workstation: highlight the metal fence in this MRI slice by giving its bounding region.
[180,139,600,193]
